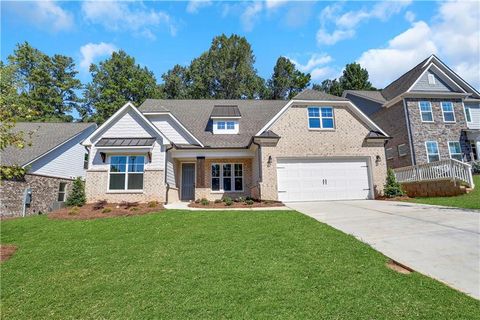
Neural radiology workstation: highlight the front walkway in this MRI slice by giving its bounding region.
[288,200,480,299]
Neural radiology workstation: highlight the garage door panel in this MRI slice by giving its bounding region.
[277,159,370,202]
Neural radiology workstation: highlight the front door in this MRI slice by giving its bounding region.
[181,163,195,200]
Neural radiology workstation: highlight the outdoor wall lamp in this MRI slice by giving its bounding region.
[375,155,381,165]
[267,155,273,167]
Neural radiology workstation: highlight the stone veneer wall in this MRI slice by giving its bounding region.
[193,158,253,201]
[259,105,388,200]
[1,174,73,216]
[406,98,472,164]
[401,180,468,197]
[85,170,165,203]
[371,100,413,169]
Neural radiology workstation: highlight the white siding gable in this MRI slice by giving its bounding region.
[100,109,155,140]
[29,126,95,179]
[148,114,196,145]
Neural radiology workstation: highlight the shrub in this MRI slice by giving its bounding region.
[214,199,222,204]
[245,199,254,205]
[223,196,232,203]
[245,196,255,201]
[225,199,233,206]
[148,201,158,208]
[200,198,210,206]
[101,208,112,214]
[68,207,79,215]
[66,177,86,207]
[384,168,404,198]
[472,161,480,174]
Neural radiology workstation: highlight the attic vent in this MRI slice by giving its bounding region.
[211,105,241,118]
[428,73,436,85]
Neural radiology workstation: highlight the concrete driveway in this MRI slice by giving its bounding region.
[288,200,480,299]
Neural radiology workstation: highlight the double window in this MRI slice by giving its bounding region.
[217,121,235,130]
[448,141,462,161]
[308,107,334,129]
[109,155,145,191]
[57,182,67,202]
[211,163,243,192]
[425,141,440,163]
[441,102,455,122]
[419,101,433,122]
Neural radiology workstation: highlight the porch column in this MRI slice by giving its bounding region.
[476,141,480,160]
[196,156,205,188]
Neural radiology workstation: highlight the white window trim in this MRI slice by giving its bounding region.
[211,163,244,193]
[447,141,463,161]
[213,120,239,134]
[441,101,456,123]
[425,141,440,163]
[386,148,394,160]
[463,104,472,123]
[418,101,434,123]
[107,155,145,192]
[307,106,335,130]
[57,182,67,202]
[397,144,408,157]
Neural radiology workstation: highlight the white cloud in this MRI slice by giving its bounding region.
[404,10,415,23]
[317,1,412,45]
[290,53,336,81]
[79,42,117,71]
[240,2,263,32]
[186,0,212,14]
[81,1,177,39]
[357,1,480,88]
[5,0,73,32]
[265,0,289,10]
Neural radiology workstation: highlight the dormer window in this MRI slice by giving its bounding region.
[211,105,241,134]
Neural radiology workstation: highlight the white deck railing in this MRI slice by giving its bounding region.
[394,159,475,188]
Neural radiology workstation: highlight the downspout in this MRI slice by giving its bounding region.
[402,98,416,166]
[164,144,174,204]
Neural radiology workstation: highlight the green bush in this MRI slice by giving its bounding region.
[245,199,254,205]
[223,196,232,203]
[384,168,404,198]
[66,177,86,207]
[200,198,210,206]
[472,161,480,174]
[224,199,233,206]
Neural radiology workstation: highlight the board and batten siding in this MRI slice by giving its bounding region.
[29,126,96,179]
[411,70,454,92]
[147,114,196,145]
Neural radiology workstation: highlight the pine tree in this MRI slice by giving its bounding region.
[66,177,86,207]
[384,168,404,198]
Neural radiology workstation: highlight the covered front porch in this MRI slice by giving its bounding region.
[166,148,259,203]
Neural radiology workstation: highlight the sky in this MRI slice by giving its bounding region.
[1,0,480,91]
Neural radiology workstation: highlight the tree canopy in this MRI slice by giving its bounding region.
[313,62,375,96]
[268,57,310,100]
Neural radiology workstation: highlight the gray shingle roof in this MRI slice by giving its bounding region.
[96,137,155,147]
[294,89,349,101]
[1,122,96,167]
[139,99,288,148]
[343,90,387,104]
[210,105,241,117]
[257,130,280,138]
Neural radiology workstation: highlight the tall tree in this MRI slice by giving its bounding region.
[84,50,162,123]
[268,57,310,99]
[312,79,343,97]
[162,34,266,99]
[7,42,81,121]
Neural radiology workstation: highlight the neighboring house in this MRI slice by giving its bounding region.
[344,55,480,169]
[0,122,97,216]
[82,89,389,204]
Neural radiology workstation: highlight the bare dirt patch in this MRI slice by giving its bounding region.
[49,202,164,220]
[1,245,17,262]
[386,259,413,274]
[189,200,284,209]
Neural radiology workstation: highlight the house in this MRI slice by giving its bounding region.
[0,122,97,216]
[81,90,389,204]
[344,55,480,169]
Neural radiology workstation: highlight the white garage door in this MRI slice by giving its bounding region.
[276,159,371,202]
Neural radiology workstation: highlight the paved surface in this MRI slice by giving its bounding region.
[288,200,480,299]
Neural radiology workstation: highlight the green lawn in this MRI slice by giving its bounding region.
[1,210,479,319]
[407,175,480,210]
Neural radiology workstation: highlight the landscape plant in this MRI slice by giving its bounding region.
[65,177,86,207]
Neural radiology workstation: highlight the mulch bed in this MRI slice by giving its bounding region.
[0,245,17,262]
[189,200,284,208]
[49,202,164,220]
[376,195,412,201]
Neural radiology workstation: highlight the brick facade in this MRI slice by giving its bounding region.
[85,170,165,203]
[0,174,73,216]
[259,105,388,200]
[406,98,472,164]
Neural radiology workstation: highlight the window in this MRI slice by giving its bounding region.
[211,163,243,192]
[386,148,395,160]
[109,155,145,191]
[217,121,226,130]
[448,141,463,161]
[226,121,235,130]
[428,73,436,85]
[308,107,334,129]
[57,182,67,202]
[398,144,408,157]
[83,153,89,169]
[441,102,455,122]
[419,101,433,122]
[471,141,478,161]
[425,141,440,163]
[465,106,472,122]
[213,120,238,134]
